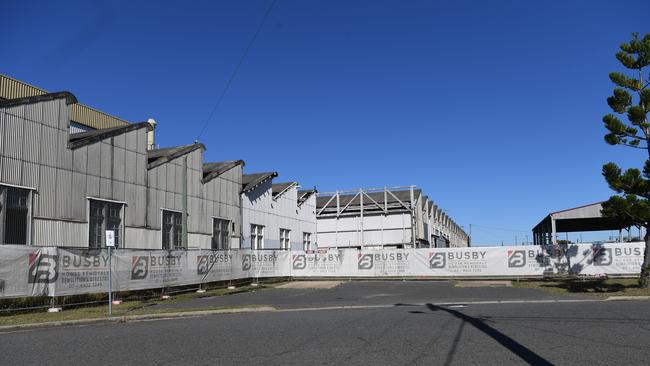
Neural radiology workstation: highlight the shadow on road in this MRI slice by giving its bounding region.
[425,303,552,366]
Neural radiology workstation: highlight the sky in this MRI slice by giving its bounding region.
[2,0,649,246]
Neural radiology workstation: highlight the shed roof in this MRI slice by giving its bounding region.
[203,160,245,183]
[242,172,278,193]
[532,201,626,233]
[147,143,205,169]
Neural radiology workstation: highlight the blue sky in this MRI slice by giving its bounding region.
[2,1,648,245]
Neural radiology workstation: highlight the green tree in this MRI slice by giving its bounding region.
[601,32,650,288]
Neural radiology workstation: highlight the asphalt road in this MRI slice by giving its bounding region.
[1,282,649,365]
[155,280,580,310]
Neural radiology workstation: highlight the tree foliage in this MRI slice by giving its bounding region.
[601,32,650,287]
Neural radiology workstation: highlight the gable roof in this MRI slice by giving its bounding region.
[203,160,245,183]
[272,182,297,199]
[68,122,152,149]
[0,91,77,109]
[147,143,206,169]
[242,172,278,193]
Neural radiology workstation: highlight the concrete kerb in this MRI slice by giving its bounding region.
[0,306,276,333]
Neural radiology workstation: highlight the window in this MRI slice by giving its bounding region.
[162,210,183,250]
[212,218,230,250]
[303,232,312,251]
[251,224,264,250]
[279,228,290,250]
[0,186,31,245]
[88,199,123,248]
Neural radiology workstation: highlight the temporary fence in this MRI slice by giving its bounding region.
[0,242,645,299]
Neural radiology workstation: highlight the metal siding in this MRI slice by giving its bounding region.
[72,172,86,220]
[3,113,24,160]
[113,180,125,201]
[33,219,87,247]
[124,183,138,226]
[40,125,57,166]
[126,129,137,152]
[136,153,145,185]
[57,99,69,130]
[21,162,39,188]
[36,165,57,218]
[113,133,125,149]
[0,111,4,157]
[86,174,99,197]
[113,146,125,182]
[125,149,137,184]
[57,130,72,170]
[1,157,21,185]
[86,143,100,176]
[72,147,88,173]
[99,142,111,178]
[24,101,43,123]
[136,128,146,153]
[100,177,112,199]
[22,120,41,163]
[55,169,72,219]
[41,100,60,129]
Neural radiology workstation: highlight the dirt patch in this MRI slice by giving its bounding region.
[275,281,342,289]
[455,280,512,288]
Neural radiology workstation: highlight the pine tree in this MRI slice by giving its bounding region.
[602,32,650,288]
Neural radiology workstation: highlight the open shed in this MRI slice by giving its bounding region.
[532,201,631,245]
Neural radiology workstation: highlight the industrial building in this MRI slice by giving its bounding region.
[0,75,316,250]
[241,173,317,251]
[315,186,469,249]
[532,201,640,245]
[0,89,252,249]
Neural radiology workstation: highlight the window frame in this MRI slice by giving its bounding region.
[279,228,291,250]
[302,232,312,251]
[161,208,184,250]
[0,184,34,246]
[250,224,265,250]
[87,197,125,249]
[212,217,231,250]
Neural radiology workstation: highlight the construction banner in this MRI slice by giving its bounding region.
[0,243,645,298]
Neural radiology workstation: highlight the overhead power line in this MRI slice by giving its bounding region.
[470,224,529,233]
[196,0,278,140]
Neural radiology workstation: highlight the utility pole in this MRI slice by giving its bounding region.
[525,234,529,245]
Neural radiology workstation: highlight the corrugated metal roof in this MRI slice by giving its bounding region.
[0,74,130,130]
